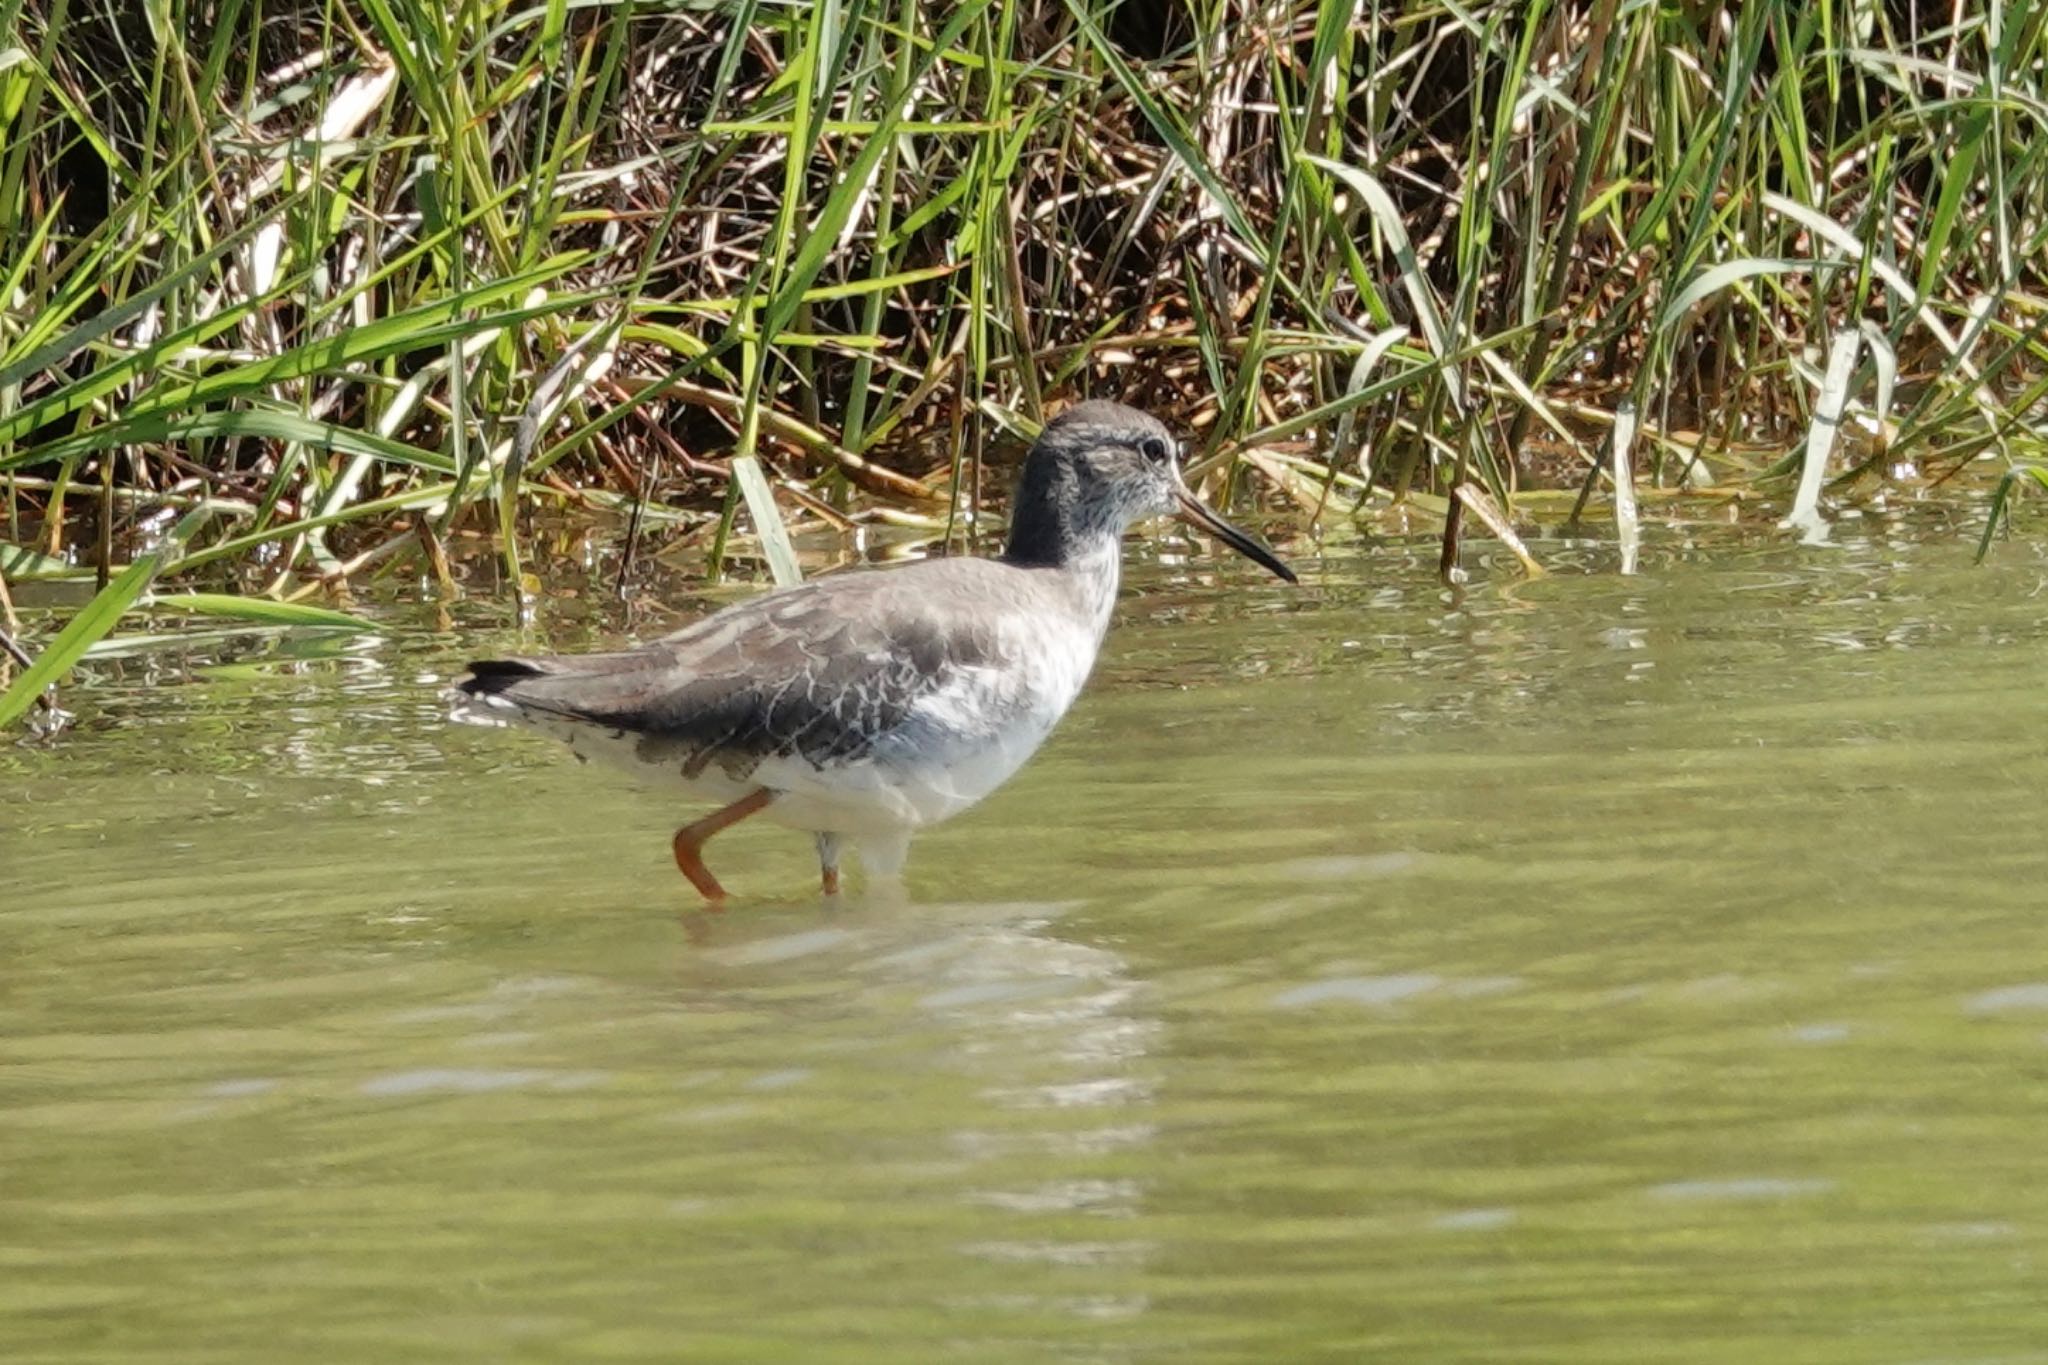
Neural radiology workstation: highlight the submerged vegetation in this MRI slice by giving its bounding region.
[2,0,2047,719]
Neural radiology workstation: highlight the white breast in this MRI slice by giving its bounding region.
[773,611,1102,835]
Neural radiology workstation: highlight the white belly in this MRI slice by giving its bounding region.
[768,703,1063,835]
[483,678,1076,839]
[464,612,1100,841]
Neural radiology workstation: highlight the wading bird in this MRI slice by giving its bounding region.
[451,401,1295,899]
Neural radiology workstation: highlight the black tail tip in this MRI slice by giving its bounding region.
[456,658,544,697]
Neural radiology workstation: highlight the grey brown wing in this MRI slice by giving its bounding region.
[455,575,992,778]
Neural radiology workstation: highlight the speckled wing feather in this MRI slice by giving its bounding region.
[457,561,1013,780]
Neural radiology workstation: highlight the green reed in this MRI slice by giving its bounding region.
[3,0,2045,720]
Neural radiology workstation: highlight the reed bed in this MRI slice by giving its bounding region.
[3,0,2046,722]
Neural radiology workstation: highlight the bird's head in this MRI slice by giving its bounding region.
[1014,400,1296,582]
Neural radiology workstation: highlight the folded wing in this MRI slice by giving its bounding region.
[453,568,1002,781]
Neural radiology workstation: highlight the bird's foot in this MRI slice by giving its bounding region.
[816,832,844,900]
[670,788,775,904]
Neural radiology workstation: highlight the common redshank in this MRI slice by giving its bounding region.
[450,400,1295,899]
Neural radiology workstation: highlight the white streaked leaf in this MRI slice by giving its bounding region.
[1656,258,1810,332]
[1333,326,1407,476]
[1781,328,1862,545]
[1611,401,1641,576]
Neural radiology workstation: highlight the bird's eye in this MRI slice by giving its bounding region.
[1139,436,1173,465]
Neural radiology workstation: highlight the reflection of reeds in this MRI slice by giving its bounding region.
[4,1,2046,709]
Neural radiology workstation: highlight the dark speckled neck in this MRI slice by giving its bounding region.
[1000,451,1126,570]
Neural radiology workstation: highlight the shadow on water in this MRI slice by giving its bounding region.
[10,507,2048,1359]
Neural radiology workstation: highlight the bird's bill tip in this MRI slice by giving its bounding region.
[1173,491,1298,584]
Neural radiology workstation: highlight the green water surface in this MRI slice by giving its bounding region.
[8,507,2048,1362]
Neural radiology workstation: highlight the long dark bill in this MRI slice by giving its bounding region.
[1174,490,1297,584]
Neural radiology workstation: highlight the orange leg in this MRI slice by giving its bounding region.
[672,788,775,902]
[816,832,843,897]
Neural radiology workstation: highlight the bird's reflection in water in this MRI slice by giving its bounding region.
[672,890,1160,1321]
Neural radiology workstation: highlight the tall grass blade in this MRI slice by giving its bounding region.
[1977,467,2048,563]
[1657,259,1816,332]
[0,543,76,579]
[1611,401,1640,576]
[1452,482,1545,579]
[0,553,160,729]
[732,455,802,586]
[1332,328,1407,482]
[1307,155,1460,403]
[1782,329,1862,545]
[146,594,390,632]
